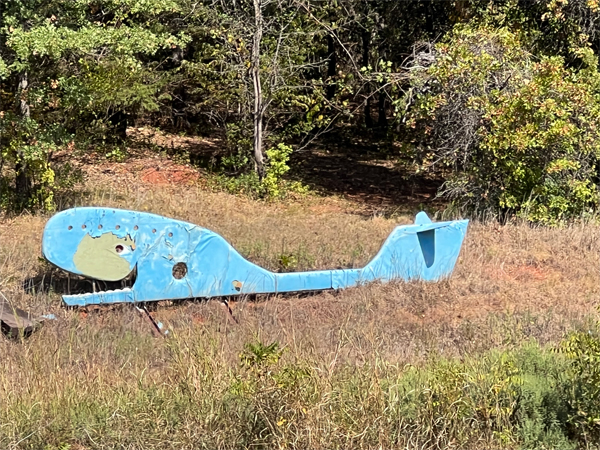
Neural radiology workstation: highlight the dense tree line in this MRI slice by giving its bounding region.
[2,0,600,221]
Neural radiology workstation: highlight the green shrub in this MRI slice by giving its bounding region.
[215,142,307,199]
[512,345,574,450]
[0,113,62,210]
[404,26,600,223]
[561,327,600,445]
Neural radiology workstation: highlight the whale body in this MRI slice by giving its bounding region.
[42,207,469,306]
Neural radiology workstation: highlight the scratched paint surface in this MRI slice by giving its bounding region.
[41,208,469,306]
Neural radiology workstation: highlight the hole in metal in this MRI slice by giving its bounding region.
[115,245,124,254]
[168,232,173,237]
[172,262,187,279]
[82,225,86,229]
[68,226,73,230]
[115,225,120,230]
[152,229,156,233]
[134,225,139,230]
[98,225,103,230]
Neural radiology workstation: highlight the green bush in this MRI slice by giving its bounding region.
[561,327,600,445]
[405,26,600,223]
[215,142,307,200]
[0,113,62,210]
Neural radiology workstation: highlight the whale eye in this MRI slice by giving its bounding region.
[115,245,124,254]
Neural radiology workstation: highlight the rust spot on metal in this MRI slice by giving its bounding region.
[233,280,243,292]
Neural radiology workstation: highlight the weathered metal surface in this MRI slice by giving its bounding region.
[42,207,469,306]
[0,298,36,338]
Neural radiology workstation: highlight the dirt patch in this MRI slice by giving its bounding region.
[290,147,443,214]
[485,263,558,282]
[78,156,204,191]
[140,166,199,186]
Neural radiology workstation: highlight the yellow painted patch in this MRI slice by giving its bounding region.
[73,233,135,281]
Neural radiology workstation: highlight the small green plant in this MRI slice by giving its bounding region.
[240,339,283,370]
[222,122,253,173]
[214,142,307,200]
[262,143,308,199]
[105,146,128,162]
[278,253,298,271]
[262,143,294,198]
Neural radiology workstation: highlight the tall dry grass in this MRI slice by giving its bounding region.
[0,181,599,449]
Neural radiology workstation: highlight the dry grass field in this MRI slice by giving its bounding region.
[1,154,600,449]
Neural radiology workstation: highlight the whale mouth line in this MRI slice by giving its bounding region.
[55,264,138,303]
[62,287,135,305]
[62,266,138,306]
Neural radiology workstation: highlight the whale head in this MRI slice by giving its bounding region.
[42,208,142,281]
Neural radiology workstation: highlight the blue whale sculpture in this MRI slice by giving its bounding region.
[42,207,468,306]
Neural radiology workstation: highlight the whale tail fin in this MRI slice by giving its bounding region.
[358,212,468,282]
[414,211,433,225]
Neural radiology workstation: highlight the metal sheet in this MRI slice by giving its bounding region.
[41,208,469,306]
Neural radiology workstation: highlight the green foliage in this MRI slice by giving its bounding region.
[229,338,316,448]
[0,113,66,210]
[511,345,575,450]
[9,324,600,449]
[561,327,600,444]
[240,339,283,370]
[215,142,307,200]
[9,0,600,216]
[405,26,600,223]
[104,145,128,162]
[0,0,186,210]
[262,143,307,199]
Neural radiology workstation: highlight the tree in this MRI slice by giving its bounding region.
[177,0,329,186]
[0,0,187,209]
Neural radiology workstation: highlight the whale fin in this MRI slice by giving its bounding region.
[415,211,432,225]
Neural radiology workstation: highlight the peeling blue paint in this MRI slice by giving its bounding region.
[42,207,469,306]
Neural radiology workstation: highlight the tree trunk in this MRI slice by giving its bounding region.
[19,72,30,119]
[377,88,388,128]
[326,34,337,100]
[251,0,265,178]
[16,71,32,206]
[108,108,128,142]
[362,29,373,128]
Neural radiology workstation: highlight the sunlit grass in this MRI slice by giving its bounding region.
[1,179,600,449]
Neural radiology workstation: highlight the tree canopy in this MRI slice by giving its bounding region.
[3,0,600,221]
